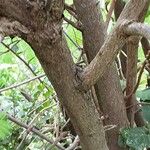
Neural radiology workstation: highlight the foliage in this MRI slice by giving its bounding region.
[136,88,150,122]
[136,88,150,101]
[119,88,150,149]
[0,37,67,149]
[119,125,150,150]
[0,113,12,140]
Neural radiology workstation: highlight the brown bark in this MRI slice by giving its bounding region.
[26,1,108,150]
[126,37,140,126]
[0,0,150,149]
[141,37,150,56]
[30,37,108,150]
[115,0,149,127]
[0,1,109,150]
[74,0,129,150]
[76,0,149,92]
[114,0,127,78]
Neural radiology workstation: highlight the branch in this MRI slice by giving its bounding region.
[105,0,116,29]
[66,136,80,150]
[63,16,82,31]
[17,104,56,150]
[64,4,78,20]
[114,0,125,20]
[76,20,131,91]
[2,41,50,91]
[76,0,149,91]
[7,115,65,150]
[124,22,150,40]
[0,74,45,93]
[64,3,76,14]
[125,36,139,127]
[141,37,150,56]
[125,51,150,100]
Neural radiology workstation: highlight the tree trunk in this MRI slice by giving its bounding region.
[74,0,129,149]
[26,1,108,149]
[0,0,149,149]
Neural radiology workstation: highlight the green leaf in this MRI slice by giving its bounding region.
[141,105,150,122]
[0,113,12,140]
[119,126,150,150]
[136,88,150,101]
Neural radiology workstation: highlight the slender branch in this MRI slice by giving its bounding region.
[66,136,80,150]
[17,104,55,149]
[0,74,45,93]
[105,0,116,30]
[76,0,149,91]
[7,115,65,150]
[104,124,117,131]
[63,31,82,50]
[141,37,150,56]
[125,51,150,100]
[116,55,125,80]
[2,41,50,91]
[0,50,9,56]
[124,22,150,40]
[139,102,150,106]
[125,36,139,127]
[64,3,76,14]
[64,3,78,20]
[63,16,82,31]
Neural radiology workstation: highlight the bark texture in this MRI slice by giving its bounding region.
[74,0,129,149]
[0,1,109,150]
[0,0,149,149]
[26,1,108,150]
[115,0,149,127]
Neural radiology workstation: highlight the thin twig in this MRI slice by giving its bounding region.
[125,51,150,100]
[2,41,50,91]
[126,102,150,110]
[64,16,82,31]
[63,31,82,50]
[64,4,77,19]
[0,50,9,56]
[104,124,117,131]
[7,115,65,150]
[60,118,70,132]
[17,104,55,149]
[105,0,116,30]
[66,136,80,150]
[116,55,125,80]
[0,74,45,93]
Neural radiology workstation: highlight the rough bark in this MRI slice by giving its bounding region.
[141,37,150,56]
[125,0,150,125]
[115,0,149,127]
[26,2,108,150]
[77,0,149,91]
[74,1,129,150]
[0,0,150,149]
[126,37,140,126]
[29,37,108,150]
[0,1,109,150]
[114,0,127,78]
